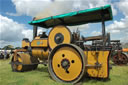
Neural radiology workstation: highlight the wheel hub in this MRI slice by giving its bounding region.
[61,59,70,70]
[54,33,64,44]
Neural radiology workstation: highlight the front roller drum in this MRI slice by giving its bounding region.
[11,53,38,72]
[48,44,87,84]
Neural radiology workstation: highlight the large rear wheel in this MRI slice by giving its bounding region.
[48,44,86,84]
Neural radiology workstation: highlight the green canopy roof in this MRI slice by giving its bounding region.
[28,5,113,28]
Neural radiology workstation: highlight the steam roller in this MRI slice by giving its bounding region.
[112,49,128,65]
[109,40,128,65]
[11,5,114,84]
[112,52,128,65]
[48,44,86,83]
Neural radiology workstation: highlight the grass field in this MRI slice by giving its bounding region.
[0,59,128,85]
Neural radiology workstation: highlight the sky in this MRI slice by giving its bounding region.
[0,0,128,48]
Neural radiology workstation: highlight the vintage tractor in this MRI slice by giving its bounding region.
[91,35,128,65]
[11,5,113,83]
[110,40,128,65]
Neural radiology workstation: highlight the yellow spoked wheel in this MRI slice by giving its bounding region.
[48,25,72,49]
[11,53,38,72]
[48,44,86,84]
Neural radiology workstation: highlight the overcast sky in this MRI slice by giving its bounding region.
[0,0,128,48]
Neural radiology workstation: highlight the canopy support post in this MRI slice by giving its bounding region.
[101,13,105,38]
[101,12,106,46]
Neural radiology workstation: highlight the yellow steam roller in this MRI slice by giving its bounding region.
[11,5,113,84]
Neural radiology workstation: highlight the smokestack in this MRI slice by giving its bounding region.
[33,26,37,39]
[33,17,38,39]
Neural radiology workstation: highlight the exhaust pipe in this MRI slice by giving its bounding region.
[33,17,37,39]
[33,26,37,39]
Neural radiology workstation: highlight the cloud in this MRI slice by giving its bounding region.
[104,0,128,43]
[107,18,128,32]
[106,0,128,35]
[106,16,128,42]
[91,31,101,36]
[121,36,128,43]
[75,0,117,15]
[0,15,33,47]
[9,0,117,18]
[117,0,128,16]
[22,29,33,40]
[6,12,21,16]
[11,0,52,17]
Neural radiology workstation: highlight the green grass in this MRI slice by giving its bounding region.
[0,59,128,85]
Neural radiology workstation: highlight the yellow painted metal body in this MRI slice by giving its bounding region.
[18,53,33,64]
[22,36,49,60]
[52,47,83,81]
[84,51,110,78]
[35,36,40,39]
[22,40,30,48]
[31,39,48,47]
[48,25,71,49]
[32,48,49,60]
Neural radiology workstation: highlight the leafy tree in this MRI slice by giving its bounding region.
[15,47,21,49]
[2,45,14,50]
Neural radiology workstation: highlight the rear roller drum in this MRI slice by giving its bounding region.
[48,44,86,84]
